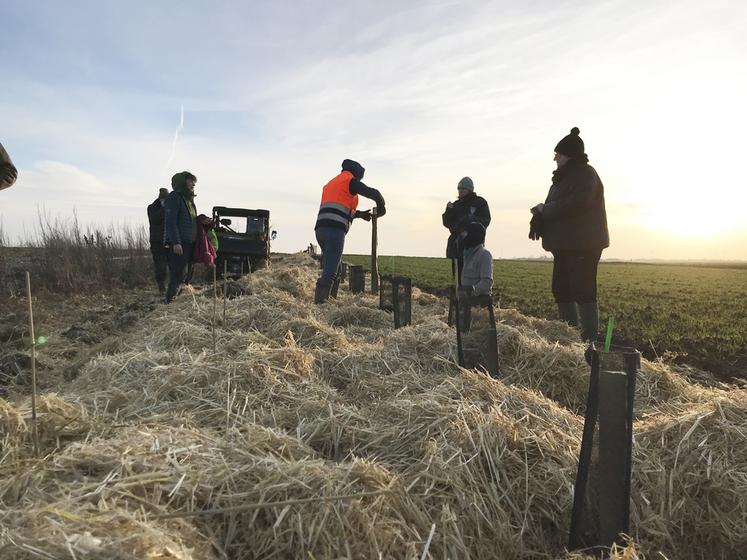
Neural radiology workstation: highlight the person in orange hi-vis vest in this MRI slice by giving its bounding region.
[314,159,386,304]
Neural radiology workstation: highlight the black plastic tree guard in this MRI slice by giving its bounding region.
[447,287,456,327]
[569,343,640,554]
[379,275,412,328]
[348,265,366,294]
[456,293,500,378]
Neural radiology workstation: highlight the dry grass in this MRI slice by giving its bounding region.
[0,252,744,559]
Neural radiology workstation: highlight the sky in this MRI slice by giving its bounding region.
[1,0,746,260]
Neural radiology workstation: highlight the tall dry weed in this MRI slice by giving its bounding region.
[0,211,152,295]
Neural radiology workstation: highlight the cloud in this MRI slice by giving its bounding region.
[1,0,746,259]
[0,160,144,242]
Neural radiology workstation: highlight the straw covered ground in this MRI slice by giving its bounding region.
[1,253,744,559]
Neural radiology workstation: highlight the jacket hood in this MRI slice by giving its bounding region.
[171,171,196,196]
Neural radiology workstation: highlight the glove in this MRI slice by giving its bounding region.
[355,210,372,222]
[375,205,386,218]
[528,213,543,241]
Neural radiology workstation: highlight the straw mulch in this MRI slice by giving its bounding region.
[1,252,744,559]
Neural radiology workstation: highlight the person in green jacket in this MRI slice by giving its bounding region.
[164,171,198,303]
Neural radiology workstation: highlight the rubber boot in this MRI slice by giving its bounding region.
[330,276,341,299]
[578,302,599,343]
[557,302,579,326]
[314,279,331,304]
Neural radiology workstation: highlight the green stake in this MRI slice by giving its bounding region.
[604,316,615,353]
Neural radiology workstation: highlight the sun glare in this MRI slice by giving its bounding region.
[606,71,746,241]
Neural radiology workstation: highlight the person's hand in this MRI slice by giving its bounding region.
[173,244,183,255]
[529,213,543,240]
[355,210,372,222]
[375,206,386,218]
[446,201,455,210]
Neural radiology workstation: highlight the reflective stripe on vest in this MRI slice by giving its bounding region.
[317,171,359,231]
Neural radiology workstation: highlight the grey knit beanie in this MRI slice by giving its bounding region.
[457,177,474,192]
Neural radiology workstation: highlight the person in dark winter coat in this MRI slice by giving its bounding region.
[0,142,18,192]
[147,188,169,294]
[164,171,198,303]
[442,177,491,286]
[529,127,609,342]
[314,159,386,304]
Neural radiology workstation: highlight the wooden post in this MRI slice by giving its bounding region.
[212,264,217,353]
[25,272,39,457]
[226,364,232,433]
[371,208,379,293]
[222,260,228,324]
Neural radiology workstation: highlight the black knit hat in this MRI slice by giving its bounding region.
[554,127,585,158]
[341,159,365,180]
[462,222,486,249]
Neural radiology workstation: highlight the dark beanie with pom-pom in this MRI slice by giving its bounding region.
[554,127,585,158]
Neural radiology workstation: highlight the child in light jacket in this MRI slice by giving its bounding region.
[460,222,493,297]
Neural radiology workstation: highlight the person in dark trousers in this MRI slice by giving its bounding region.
[314,159,386,304]
[164,171,198,303]
[529,127,609,342]
[0,142,18,192]
[442,177,491,278]
[147,188,169,294]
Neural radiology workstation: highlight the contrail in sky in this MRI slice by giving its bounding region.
[165,103,185,169]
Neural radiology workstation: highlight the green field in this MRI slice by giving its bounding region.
[344,255,747,376]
